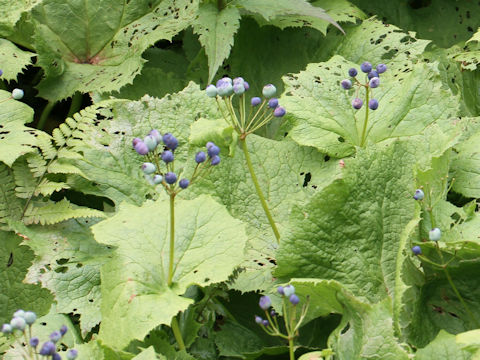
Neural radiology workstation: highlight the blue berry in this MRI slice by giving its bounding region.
[217,82,234,97]
[368,99,379,110]
[13,310,25,318]
[165,172,177,184]
[132,137,142,147]
[270,310,277,317]
[277,286,284,296]
[52,353,62,360]
[39,341,56,356]
[352,98,363,110]
[24,311,36,325]
[206,142,215,149]
[412,246,421,255]
[179,179,189,189]
[283,285,295,297]
[0,69,3,77]
[251,97,261,106]
[413,189,424,200]
[268,98,279,108]
[59,325,68,336]
[376,63,387,74]
[255,315,263,324]
[259,295,271,310]
[369,77,380,88]
[429,228,441,241]
[367,70,379,80]
[262,84,276,98]
[141,162,156,175]
[360,62,372,73]
[153,175,163,184]
[243,81,250,91]
[262,320,269,327]
[289,294,300,305]
[273,106,286,117]
[163,133,179,150]
[206,85,217,97]
[10,317,26,331]
[29,337,39,347]
[207,145,220,157]
[144,135,157,151]
[12,88,24,100]
[195,151,206,163]
[348,68,358,77]
[67,349,78,360]
[211,155,221,166]
[134,141,149,155]
[1,324,12,334]
[233,77,244,84]
[50,331,62,343]
[341,79,352,90]
[233,83,245,95]
[149,129,162,145]
[162,150,174,163]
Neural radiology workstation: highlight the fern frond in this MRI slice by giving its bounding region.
[23,199,106,225]
[36,132,57,160]
[0,163,23,224]
[13,158,37,199]
[26,152,47,177]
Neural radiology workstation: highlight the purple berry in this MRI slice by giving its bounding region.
[29,337,39,347]
[268,98,279,108]
[206,142,215,149]
[233,83,245,95]
[39,341,56,356]
[251,97,261,106]
[0,70,3,77]
[233,77,244,84]
[207,145,220,157]
[211,155,221,166]
[289,294,300,305]
[179,179,189,189]
[67,349,78,360]
[341,79,352,90]
[262,84,276,98]
[132,137,142,147]
[1,324,12,334]
[412,246,421,255]
[206,85,217,97]
[134,141,149,155]
[262,320,269,327]
[52,353,62,360]
[369,77,380,88]
[259,295,271,310]
[161,150,174,163]
[243,82,250,91]
[376,63,387,74]
[50,331,62,343]
[165,172,177,184]
[413,189,424,200]
[195,151,206,163]
[217,81,234,97]
[149,129,162,144]
[360,62,372,73]
[270,310,277,317]
[348,68,358,77]
[273,106,286,117]
[163,133,179,150]
[255,315,263,324]
[352,98,363,110]
[367,70,379,80]
[368,99,379,110]
[277,286,284,296]
[59,325,68,336]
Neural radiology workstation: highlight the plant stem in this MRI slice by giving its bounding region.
[240,138,280,243]
[360,87,370,147]
[288,337,295,360]
[171,316,186,350]
[217,0,226,10]
[67,92,83,117]
[167,193,176,286]
[37,101,55,130]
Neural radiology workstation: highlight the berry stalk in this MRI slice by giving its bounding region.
[240,138,280,243]
[167,193,176,286]
[360,87,370,147]
[170,316,186,350]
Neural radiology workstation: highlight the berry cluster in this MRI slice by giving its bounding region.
[341,62,387,111]
[254,285,309,348]
[133,130,220,194]
[1,310,77,359]
[411,188,442,255]
[206,77,286,137]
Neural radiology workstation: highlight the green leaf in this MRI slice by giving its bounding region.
[457,329,480,357]
[72,340,137,360]
[193,3,241,83]
[0,39,34,81]
[31,0,199,101]
[92,195,248,349]
[451,127,480,198]
[282,55,458,157]
[0,90,37,167]
[0,0,41,36]
[0,230,53,325]
[415,330,472,360]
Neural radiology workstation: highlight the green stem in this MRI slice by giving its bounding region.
[37,101,55,130]
[240,138,280,243]
[67,92,83,117]
[167,193,176,286]
[217,0,226,10]
[360,87,370,147]
[288,337,295,360]
[171,316,186,350]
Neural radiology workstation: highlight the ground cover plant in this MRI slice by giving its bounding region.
[1,0,480,359]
